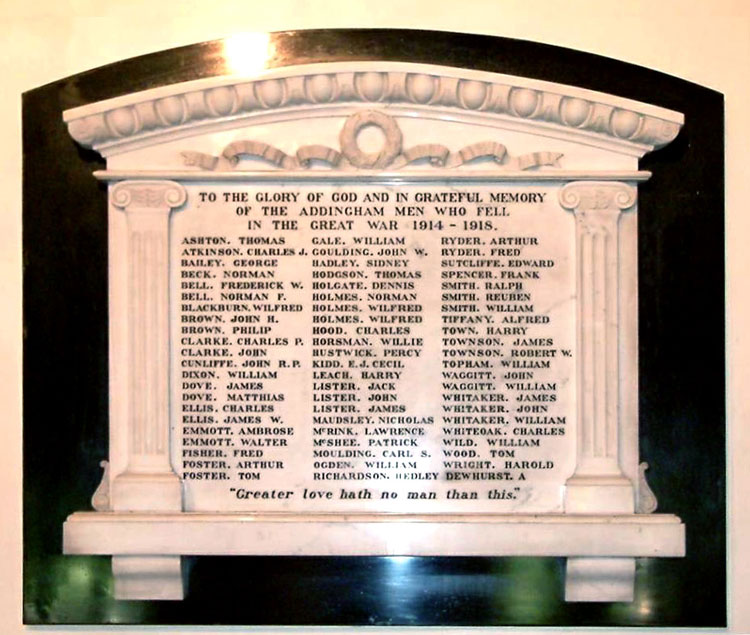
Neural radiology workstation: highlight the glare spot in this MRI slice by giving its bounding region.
[67,561,92,587]
[222,33,275,76]
[637,598,653,616]
[389,556,413,567]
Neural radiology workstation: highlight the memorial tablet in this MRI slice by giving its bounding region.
[173,175,577,513]
[61,59,686,602]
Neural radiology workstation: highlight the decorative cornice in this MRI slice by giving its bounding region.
[92,169,653,183]
[63,63,683,157]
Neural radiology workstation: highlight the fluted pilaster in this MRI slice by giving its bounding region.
[110,180,186,511]
[559,181,637,513]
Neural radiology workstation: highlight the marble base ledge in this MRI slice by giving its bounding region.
[64,512,683,557]
[64,512,683,603]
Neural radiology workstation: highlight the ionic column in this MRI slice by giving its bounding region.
[559,181,636,514]
[559,181,638,603]
[110,180,186,513]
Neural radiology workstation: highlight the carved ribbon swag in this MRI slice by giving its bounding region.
[181,110,562,171]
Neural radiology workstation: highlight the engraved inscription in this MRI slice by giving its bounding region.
[171,183,576,512]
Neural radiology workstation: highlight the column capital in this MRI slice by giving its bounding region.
[558,181,637,214]
[111,180,187,212]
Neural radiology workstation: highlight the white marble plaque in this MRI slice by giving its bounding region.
[61,61,687,602]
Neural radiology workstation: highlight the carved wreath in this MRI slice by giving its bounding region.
[182,110,562,171]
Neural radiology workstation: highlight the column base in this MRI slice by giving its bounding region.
[565,557,635,602]
[565,475,635,513]
[111,472,183,512]
[112,555,185,600]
